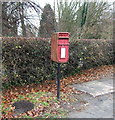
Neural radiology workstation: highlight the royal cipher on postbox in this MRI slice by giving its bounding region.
[51,32,70,63]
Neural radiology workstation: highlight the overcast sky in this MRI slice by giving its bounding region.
[32,0,54,8]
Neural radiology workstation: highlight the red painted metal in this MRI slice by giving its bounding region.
[51,32,70,63]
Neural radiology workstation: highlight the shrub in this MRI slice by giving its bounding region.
[2,37,114,87]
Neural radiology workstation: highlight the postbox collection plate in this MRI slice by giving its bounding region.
[61,48,66,58]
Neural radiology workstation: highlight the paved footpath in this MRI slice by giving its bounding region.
[67,76,114,118]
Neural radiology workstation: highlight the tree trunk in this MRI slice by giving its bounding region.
[20,3,26,37]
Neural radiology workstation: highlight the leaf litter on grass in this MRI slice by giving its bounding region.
[2,65,113,118]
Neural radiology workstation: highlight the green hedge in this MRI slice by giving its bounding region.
[2,37,114,87]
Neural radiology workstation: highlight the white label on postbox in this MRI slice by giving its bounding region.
[61,48,66,58]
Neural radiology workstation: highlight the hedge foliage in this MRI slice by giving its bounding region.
[2,37,114,87]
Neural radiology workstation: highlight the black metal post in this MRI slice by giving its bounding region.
[57,63,61,99]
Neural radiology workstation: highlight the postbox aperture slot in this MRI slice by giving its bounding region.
[58,38,69,45]
[58,38,68,40]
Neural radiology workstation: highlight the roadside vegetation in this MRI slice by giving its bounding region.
[1,0,114,118]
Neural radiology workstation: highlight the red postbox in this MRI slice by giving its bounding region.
[51,32,70,63]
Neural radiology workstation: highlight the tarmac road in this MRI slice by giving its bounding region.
[67,76,114,118]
